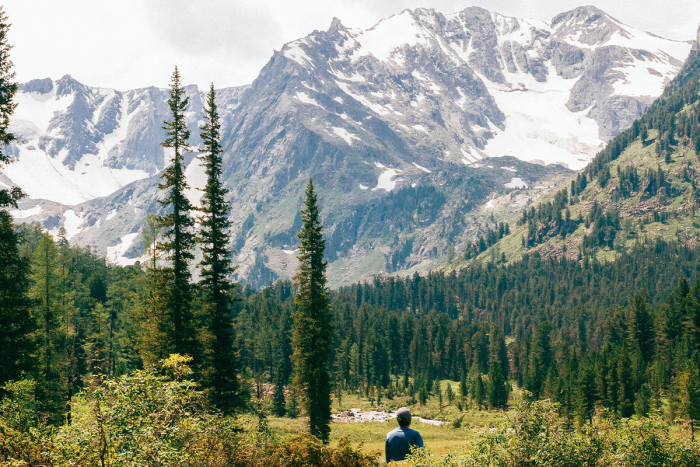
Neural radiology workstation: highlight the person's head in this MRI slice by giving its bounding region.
[396,407,412,427]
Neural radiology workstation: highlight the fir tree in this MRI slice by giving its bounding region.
[627,292,655,363]
[617,345,635,417]
[157,66,199,362]
[291,179,334,443]
[31,233,66,423]
[198,84,240,413]
[575,362,597,425]
[84,302,110,376]
[0,210,35,384]
[634,383,653,417]
[273,368,287,417]
[0,8,22,209]
[487,361,508,409]
[138,214,170,367]
[459,372,468,403]
[678,360,700,438]
[445,381,455,405]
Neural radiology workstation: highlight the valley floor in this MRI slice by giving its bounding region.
[259,381,507,462]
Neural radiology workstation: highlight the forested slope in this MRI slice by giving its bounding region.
[451,34,700,269]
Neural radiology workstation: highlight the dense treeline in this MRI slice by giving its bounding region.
[235,238,700,426]
[10,222,700,429]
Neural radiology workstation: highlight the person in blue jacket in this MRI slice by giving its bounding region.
[385,407,424,463]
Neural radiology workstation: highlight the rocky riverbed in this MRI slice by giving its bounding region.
[332,408,447,425]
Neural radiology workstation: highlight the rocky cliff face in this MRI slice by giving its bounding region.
[9,77,247,205]
[3,6,694,287]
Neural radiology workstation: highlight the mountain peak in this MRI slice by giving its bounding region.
[55,74,85,96]
[551,5,610,26]
[18,77,53,94]
[550,5,630,46]
[329,16,345,32]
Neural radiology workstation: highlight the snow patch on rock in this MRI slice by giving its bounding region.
[505,177,528,188]
[412,162,432,173]
[10,205,42,219]
[107,233,139,266]
[332,126,360,145]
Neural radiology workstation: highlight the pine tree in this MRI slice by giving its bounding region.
[198,84,240,413]
[0,210,36,384]
[31,233,66,423]
[543,360,561,402]
[678,360,700,438]
[459,372,468,403]
[273,363,287,417]
[472,374,485,410]
[575,362,597,425]
[138,214,169,367]
[157,66,199,362]
[634,383,652,417]
[291,179,334,443]
[84,302,110,376]
[627,292,654,363]
[487,361,508,409]
[0,8,22,209]
[445,381,455,405]
[617,345,635,417]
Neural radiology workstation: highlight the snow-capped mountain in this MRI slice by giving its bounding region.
[7,76,247,205]
[249,5,689,173]
[3,6,696,286]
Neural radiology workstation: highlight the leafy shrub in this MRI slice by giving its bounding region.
[405,399,700,466]
[0,357,378,467]
[0,380,53,467]
[232,431,379,467]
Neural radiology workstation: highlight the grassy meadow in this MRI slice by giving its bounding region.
[260,380,508,462]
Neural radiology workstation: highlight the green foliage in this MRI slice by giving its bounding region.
[273,364,287,417]
[405,400,700,466]
[0,364,378,467]
[31,232,67,423]
[51,354,237,467]
[0,380,51,466]
[486,362,508,410]
[156,66,199,362]
[198,83,241,413]
[292,179,334,443]
[0,211,35,385]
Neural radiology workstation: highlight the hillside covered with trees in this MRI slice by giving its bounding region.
[4,6,700,467]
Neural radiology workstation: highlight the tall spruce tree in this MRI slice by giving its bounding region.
[273,363,287,417]
[157,66,199,362]
[0,8,33,386]
[487,361,508,409]
[31,233,66,423]
[0,210,35,384]
[292,179,334,443]
[198,84,240,412]
[0,7,22,209]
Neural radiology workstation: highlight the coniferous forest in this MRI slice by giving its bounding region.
[4,6,700,467]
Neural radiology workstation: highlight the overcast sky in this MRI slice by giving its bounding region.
[5,0,700,91]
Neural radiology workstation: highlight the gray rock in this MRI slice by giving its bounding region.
[17,78,52,94]
[5,6,691,285]
[551,6,628,46]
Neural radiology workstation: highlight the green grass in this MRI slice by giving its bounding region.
[263,381,509,463]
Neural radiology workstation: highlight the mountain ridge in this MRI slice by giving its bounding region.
[450,29,700,271]
[3,5,695,287]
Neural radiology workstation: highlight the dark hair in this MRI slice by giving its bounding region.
[398,418,410,427]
